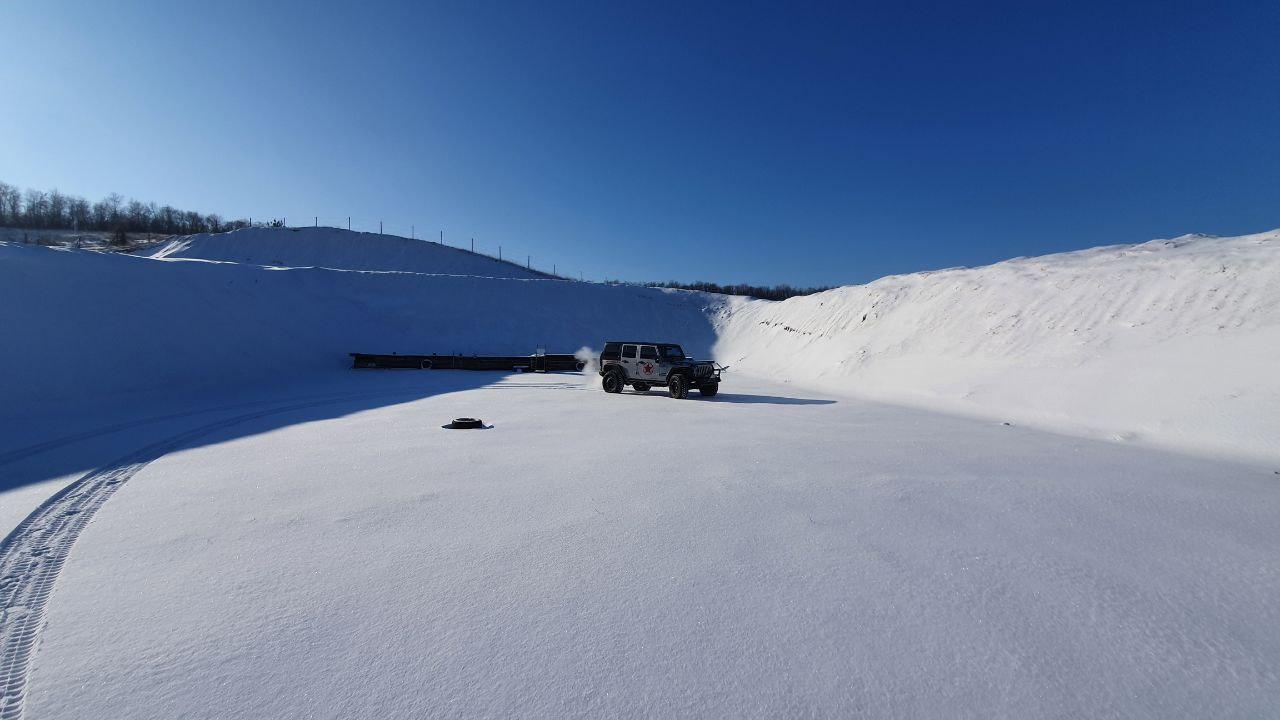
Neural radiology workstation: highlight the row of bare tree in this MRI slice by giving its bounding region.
[0,180,250,236]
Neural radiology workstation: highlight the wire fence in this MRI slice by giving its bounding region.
[239,215,590,283]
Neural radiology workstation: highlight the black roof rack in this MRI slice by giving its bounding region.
[605,341,680,345]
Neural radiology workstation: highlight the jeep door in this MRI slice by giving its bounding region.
[637,345,661,381]
[620,344,639,377]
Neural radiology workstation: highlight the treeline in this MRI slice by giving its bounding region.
[644,280,833,301]
[0,179,251,237]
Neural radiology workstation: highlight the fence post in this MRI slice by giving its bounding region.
[347,217,351,230]
[379,221,383,234]
[439,230,443,245]
[471,237,474,253]
[527,255,531,269]
[412,225,415,240]
[499,245,502,260]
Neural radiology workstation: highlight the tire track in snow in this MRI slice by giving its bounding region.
[0,393,400,720]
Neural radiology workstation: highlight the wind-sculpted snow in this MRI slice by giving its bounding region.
[716,231,1280,461]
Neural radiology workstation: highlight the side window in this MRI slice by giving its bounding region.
[602,343,620,361]
[640,346,658,360]
[622,345,637,359]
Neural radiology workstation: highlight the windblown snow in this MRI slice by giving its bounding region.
[2,227,1278,719]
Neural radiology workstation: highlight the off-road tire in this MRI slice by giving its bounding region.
[668,374,689,399]
[632,383,650,393]
[602,369,624,394]
[698,383,719,397]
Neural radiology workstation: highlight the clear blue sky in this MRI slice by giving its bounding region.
[2,1,1277,286]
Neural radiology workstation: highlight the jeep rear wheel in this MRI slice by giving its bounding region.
[698,383,719,397]
[632,382,650,393]
[668,374,689,399]
[602,369,624,394]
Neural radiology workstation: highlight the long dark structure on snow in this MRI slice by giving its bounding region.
[349,352,584,372]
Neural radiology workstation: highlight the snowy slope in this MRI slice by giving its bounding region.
[4,228,1278,461]
[0,242,720,425]
[718,231,1280,461]
[139,226,549,279]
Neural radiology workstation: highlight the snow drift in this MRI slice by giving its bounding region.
[3,228,1278,461]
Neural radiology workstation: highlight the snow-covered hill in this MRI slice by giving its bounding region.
[0,242,719,422]
[3,227,1277,460]
[718,231,1280,461]
[139,226,550,279]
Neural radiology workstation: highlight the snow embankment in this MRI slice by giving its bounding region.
[139,226,549,279]
[0,242,720,422]
[718,231,1280,461]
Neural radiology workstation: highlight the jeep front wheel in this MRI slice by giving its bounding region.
[698,383,719,397]
[668,374,689,399]
[602,370,624,394]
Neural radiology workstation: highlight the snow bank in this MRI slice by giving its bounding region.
[717,231,1280,461]
[139,226,548,279]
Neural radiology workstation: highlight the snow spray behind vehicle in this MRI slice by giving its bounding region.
[576,346,601,388]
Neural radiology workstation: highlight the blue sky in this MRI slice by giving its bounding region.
[2,1,1276,286]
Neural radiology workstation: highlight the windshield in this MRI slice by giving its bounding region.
[660,345,686,360]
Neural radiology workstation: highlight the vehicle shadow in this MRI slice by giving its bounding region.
[622,390,835,405]
[707,393,836,406]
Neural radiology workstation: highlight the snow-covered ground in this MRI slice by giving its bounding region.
[9,371,1280,719]
[2,227,1279,718]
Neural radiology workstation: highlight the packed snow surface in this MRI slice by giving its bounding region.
[2,227,1279,718]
